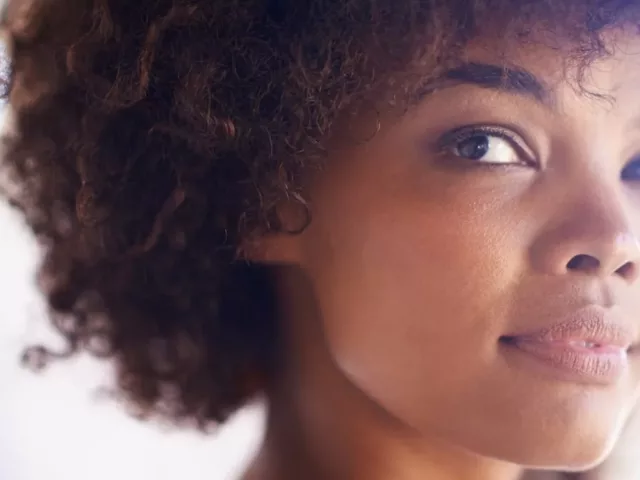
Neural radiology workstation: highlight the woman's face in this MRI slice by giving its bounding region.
[264,30,640,468]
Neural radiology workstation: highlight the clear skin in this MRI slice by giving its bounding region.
[243,30,640,480]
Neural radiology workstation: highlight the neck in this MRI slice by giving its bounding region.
[245,266,524,480]
[248,336,523,480]
[253,373,523,480]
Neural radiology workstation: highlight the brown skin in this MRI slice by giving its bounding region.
[578,402,640,479]
[247,32,640,480]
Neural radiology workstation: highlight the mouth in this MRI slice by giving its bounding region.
[499,305,636,386]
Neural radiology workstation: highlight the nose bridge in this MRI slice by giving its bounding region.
[578,180,632,243]
[532,172,640,280]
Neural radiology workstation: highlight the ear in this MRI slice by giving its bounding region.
[240,229,304,264]
[239,199,310,264]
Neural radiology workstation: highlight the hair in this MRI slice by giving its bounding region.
[0,0,638,429]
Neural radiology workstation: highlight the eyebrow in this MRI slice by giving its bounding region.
[417,62,553,107]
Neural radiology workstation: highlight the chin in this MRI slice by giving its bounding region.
[453,370,638,471]
[430,395,631,472]
[464,421,623,471]
[508,438,614,471]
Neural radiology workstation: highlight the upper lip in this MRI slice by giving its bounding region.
[503,305,638,350]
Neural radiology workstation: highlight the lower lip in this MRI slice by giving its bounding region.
[501,338,629,385]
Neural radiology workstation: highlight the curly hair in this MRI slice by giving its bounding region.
[1,0,639,428]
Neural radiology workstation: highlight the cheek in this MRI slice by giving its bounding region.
[303,191,522,414]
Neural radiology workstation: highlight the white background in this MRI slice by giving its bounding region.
[0,109,264,480]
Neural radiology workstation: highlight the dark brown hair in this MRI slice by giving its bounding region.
[1,0,638,428]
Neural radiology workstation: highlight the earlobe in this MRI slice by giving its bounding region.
[239,194,311,264]
[239,230,304,265]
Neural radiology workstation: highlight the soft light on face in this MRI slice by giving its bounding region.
[269,30,640,470]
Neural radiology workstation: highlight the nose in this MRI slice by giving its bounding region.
[531,188,640,284]
[563,233,639,280]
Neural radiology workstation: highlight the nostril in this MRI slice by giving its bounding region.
[566,254,600,272]
[616,261,637,281]
[566,255,638,281]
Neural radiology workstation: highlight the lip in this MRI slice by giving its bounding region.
[500,305,637,385]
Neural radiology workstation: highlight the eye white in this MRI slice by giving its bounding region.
[454,134,521,164]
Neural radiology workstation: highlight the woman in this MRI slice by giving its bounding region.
[2,0,640,479]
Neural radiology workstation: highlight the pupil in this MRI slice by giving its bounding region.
[458,135,489,160]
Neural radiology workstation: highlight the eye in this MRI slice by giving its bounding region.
[621,157,640,181]
[438,126,534,166]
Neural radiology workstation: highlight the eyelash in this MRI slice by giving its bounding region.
[434,125,640,182]
[436,125,537,167]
